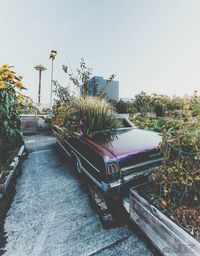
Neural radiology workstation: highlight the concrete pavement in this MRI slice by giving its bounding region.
[3,132,155,256]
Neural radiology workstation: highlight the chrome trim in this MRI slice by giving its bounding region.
[64,139,101,173]
[81,166,103,188]
[105,161,121,183]
[109,180,121,188]
[123,168,153,182]
[56,139,71,157]
[81,167,114,193]
[109,168,154,189]
[121,157,164,172]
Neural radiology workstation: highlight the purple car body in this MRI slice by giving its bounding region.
[53,117,163,196]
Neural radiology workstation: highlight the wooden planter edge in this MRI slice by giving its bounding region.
[130,188,200,256]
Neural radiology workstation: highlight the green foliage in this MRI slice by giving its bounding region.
[190,96,200,116]
[53,81,73,104]
[131,91,188,118]
[0,65,24,164]
[113,99,133,114]
[151,94,171,117]
[152,114,200,207]
[133,91,152,117]
[130,115,148,129]
[130,115,167,132]
[152,94,170,117]
[62,97,121,138]
[169,96,184,111]
[63,58,92,97]
[19,96,34,114]
[52,81,75,126]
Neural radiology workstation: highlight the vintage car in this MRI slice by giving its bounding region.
[53,115,163,221]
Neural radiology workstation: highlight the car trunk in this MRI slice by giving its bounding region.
[97,128,163,177]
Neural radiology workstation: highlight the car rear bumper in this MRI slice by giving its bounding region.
[100,168,159,199]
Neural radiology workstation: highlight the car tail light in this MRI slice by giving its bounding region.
[106,162,120,182]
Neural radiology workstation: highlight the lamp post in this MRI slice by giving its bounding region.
[34,64,47,105]
[49,50,57,111]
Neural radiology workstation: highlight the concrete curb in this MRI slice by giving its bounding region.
[0,144,25,196]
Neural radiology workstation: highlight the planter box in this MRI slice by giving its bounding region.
[0,171,10,179]
[0,145,25,194]
[17,145,25,157]
[0,171,13,193]
[9,157,19,171]
[130,188,200,256]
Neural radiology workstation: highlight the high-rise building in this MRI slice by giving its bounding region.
[81,76,119,102]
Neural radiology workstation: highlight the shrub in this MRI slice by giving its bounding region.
[130,115,148,129]
[61,97,121,138]
[0,64,25,164]
[51,82,74,126]
[152,117,200,207]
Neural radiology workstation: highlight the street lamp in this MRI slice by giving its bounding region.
[49,50,57,111]
[34,64,47,105]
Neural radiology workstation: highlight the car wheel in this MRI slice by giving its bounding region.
[87,182,116,228]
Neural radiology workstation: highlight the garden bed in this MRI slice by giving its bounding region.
[0,144,24,196]
[130,185,200,256]
[137,184,200,242]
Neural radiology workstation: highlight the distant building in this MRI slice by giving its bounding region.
[81,76,119,102]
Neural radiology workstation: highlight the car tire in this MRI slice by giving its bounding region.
[87,182,117,228]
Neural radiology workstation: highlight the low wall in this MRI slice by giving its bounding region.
[21,114,50,134]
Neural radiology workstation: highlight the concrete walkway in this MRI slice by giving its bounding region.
[3,132,154,256]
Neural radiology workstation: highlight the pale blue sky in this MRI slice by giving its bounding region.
[1,0,200,103]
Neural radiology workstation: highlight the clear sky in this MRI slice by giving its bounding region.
[1,0,200,104]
